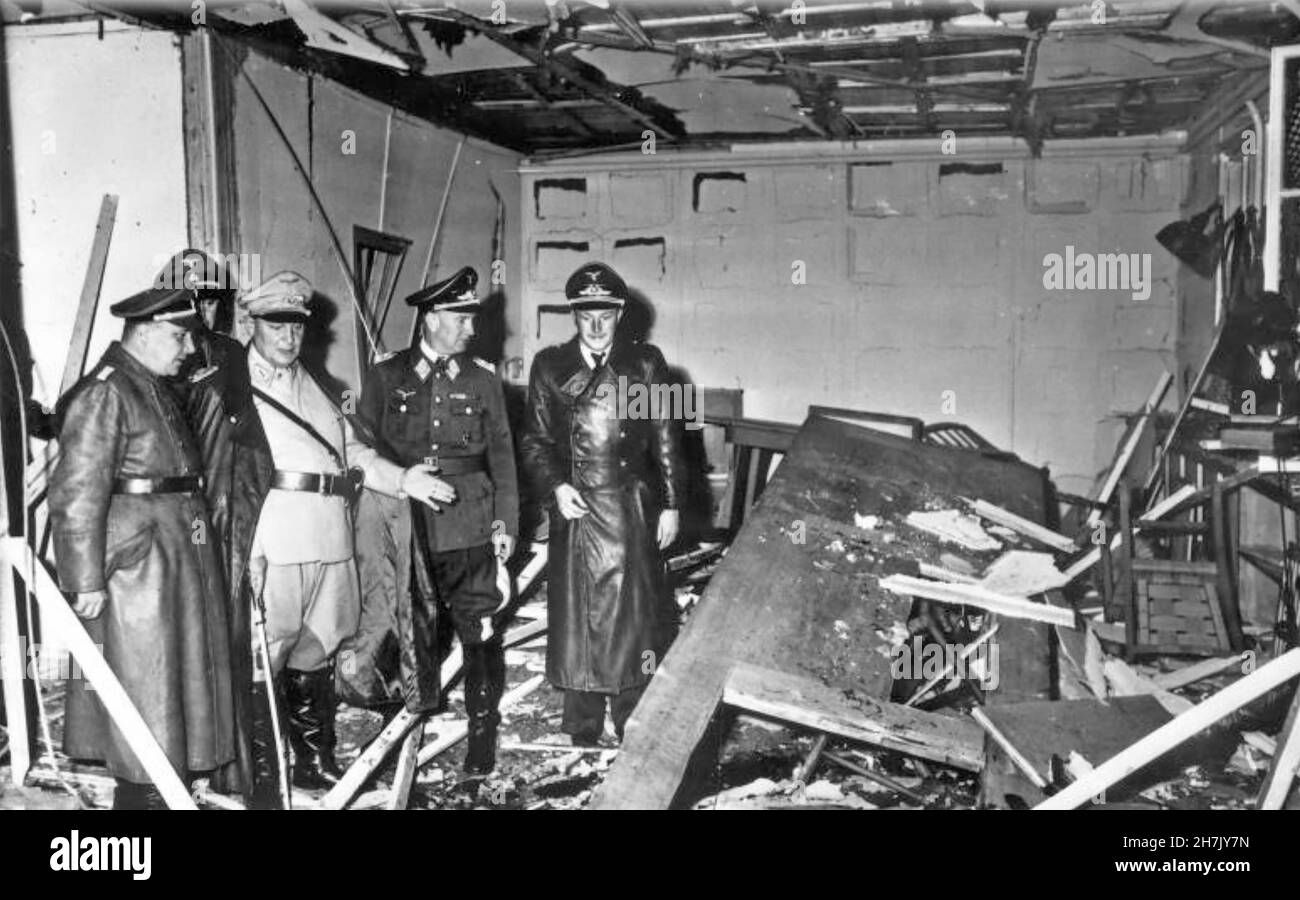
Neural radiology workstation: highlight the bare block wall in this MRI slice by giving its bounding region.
[521,144,1187,495]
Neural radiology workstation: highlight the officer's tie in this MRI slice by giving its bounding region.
[430,356,450,379]
[592,353,605,371]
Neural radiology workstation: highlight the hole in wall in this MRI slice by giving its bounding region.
[692,172,748,213]
[534,177,587,219]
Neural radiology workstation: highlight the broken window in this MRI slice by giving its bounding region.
[693,171,748,214]
[534,177,587,220]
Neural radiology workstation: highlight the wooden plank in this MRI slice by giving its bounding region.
[59,195,117,398]
[592,414,1053,810]
[1257,677,1300,808]
[385,721,422,810]
[1153,654,1247,690]
[878,575,1076,628]
[967,498,1076,553]
[7,538,195,809]
[1086,371,1172,529]
[1038,647,1300,809]
[722,662,984,772]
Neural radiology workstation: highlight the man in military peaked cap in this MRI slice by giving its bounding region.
[196,270,449,804]
[49,286,236,809]
[520,262,685,747]
[357,265,519,778]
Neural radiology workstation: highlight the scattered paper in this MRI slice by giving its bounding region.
[978,550,1070,595]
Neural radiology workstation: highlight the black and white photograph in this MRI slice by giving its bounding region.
[0,0,1296,870]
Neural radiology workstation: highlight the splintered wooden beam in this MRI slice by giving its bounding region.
[1036,647,1300,809]
[878,574,1076,628]
[60,194,118,398]
[966,498,1076,553]
[723,662,985,772]
[1257,675,1300,809]
[5,539,196,809]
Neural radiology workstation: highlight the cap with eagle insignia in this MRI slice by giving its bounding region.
[406,266,481,311]
[239,271,312,321]
[109,287,201,328]
[565,262,626,311]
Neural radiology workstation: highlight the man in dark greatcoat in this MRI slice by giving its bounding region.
[519,262,685,746]
[49,287,236,809]
[356,266,519,776]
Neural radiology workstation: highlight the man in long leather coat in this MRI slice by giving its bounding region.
[356,266,519,776]
[196,271,447,804]
[520,262,685,746]
[49,287,236,809]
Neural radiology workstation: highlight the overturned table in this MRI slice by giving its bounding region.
[591,412,1058,809]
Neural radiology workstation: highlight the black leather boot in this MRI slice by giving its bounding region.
[462,643,502,777]
[284,667,342,790]
[249,679,285,809]
[111,778,169,810]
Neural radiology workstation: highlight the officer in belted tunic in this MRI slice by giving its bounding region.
[520,262,685,747]
[216,271,448,796]
[49,287,235,809]
[360,266,519,776]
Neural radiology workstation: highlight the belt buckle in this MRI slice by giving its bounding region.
[424,455,438,469]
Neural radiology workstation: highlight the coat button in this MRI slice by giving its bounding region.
[433,419,441,427]
[619,459,627,468]
[431,442,440,451]
[399,404,407,413]
[434,396,441,403]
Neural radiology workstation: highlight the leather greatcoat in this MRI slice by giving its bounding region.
[519,338,685,694]
[50,341,236,783]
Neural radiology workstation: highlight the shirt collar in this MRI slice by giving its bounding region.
[578,342,609,370]
[248,341,297,387]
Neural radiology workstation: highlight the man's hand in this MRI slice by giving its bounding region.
[402,464,456,511]
[492,532,516,561]
[72,589,107,620]
[554,483,590,520]
[656,509,680,550]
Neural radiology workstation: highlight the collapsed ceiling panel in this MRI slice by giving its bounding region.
[39,1,1293,155]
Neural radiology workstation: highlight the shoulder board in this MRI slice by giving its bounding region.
[473,357,495,373]
[96,366,115,381]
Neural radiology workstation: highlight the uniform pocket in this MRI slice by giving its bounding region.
[104,523,154,575]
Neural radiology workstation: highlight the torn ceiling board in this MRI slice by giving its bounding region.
[1032,33,1238,89]
[570,46,775,85]
[641,79,809,134]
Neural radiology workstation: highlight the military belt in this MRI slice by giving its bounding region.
[271,469,356,497]
[113,475,205,495]
[423,454,487,476]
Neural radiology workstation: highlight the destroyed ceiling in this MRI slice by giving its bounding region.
[22,1,1299,154]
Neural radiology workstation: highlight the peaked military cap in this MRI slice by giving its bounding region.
[153,248,235,298]
[109,287,201,327]
[240,271,312,321]
[565,262,626,311]
[406,266,480,312]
